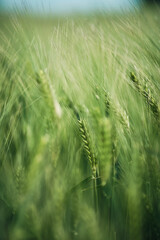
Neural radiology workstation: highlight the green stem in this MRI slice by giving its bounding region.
[109,147,116,239]
[93,170,98,215]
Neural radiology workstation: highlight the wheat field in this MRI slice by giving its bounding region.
[0,7,160,240]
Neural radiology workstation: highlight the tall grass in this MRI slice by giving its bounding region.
[0,7,160,240]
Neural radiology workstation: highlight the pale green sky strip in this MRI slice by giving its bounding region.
[0,0,139,14]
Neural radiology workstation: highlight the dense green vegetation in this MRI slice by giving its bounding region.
[0,7,160,240]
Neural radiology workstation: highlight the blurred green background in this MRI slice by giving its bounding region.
[0,1,160,240]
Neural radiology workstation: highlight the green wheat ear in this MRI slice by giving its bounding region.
[78,119,97,177]
[130,72,160,120]
[36,70,62,119]
[36,70,50,97]
[105,92,111,117]
[105,92,130,131]
[98,118,112,186]
[78,118,98,213]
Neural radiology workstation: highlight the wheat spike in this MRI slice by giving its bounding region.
[105,92,130,131]
[78,119,96,177]
[98,118,112,186]
[130,72,159,119]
